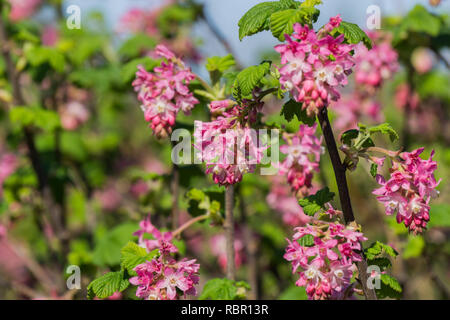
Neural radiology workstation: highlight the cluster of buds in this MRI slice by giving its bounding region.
[275,16,355,116]
[279,124,324,197]
[373,148,440,234]
[284,220,367,300]
[132,45,199,138]
[130,217,200,300]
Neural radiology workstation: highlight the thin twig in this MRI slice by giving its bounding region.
[317,106,377,300]
[224,185,236,280]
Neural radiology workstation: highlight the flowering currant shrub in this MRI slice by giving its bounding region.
[0,0,447,301]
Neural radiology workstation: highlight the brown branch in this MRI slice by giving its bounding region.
[238,189,258,299]
[224,185,236,280]
[172,213,209,238]
[317,106,377,300]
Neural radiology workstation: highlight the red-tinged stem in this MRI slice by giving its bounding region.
[172,214,209,238]
[224,185,236,281]
[317,106,377,300]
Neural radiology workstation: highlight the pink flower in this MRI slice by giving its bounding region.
[129,217,200,300]
[411,47,434,74]
[8,0,41,21]
[373,148,440,234]
[285,221,367,299]
[132,45,198,138]
[275,19,355,116]
[279,124,323,197]
[41,25,59,47]
[267,178,311,226]
[395,84,420,111]
[353,31,398,92]
[210,233,244,271]
[60,101,90,131]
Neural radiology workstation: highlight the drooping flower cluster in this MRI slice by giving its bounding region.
[210,233,244,272]
[353,31,398,93]
[279,124,323,197]
[8,0,41,22]
[266,177,311,226]
[194,99,266,186]
[132,45,199,138]
[129,217,200,300]
[373,148,440,234]
[284,221,367,300]
[275,16,355,116]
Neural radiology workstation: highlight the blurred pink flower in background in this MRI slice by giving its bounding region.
[411,47,434,74]
[41,25,59,47]
[210,233,244,271]
[95,185,122,212]
[395,83,420,111]
[267,177,311,226]
[331,93,383,133]
[59,101,90,131]
[8,0,41,21]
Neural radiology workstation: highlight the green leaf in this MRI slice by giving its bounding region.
[87,271,129,299]
[334,21,372,49]
[368,123,399,142]
[278,285,308,300]
[232,61,271,101]
[206,54,236,84]
[206,54,236,73]
[397,5,442,39]
[280,99,315,125]
[403,235,425,259]
[121,57,159,84]
[298,187,335,216]
[24,45,66,72]
[186,188,208,217]
[270,6,319,41]
[298,234,314,247]
[365,241,398,260]
[10,106,60,132]
[238,1,296,41]
[341,129,359,146]
[199,278,240,300]
[92,223,138,267]
[118,33,156,58]
[120,242,157,275]
[370,163,378,178]
[367,257,392,271]
[377,274,402,299]
[428,204,450,228]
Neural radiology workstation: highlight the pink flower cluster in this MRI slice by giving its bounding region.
[279,124,323,197]
[373,148,441,234]
[284,221,367,300]
[194,100,266,186]
[275,16,355,116]
[8,0,41,22]
[353,31,398,93]
[130,217,200,300]
[266,177,311,226]
[133,45,199,138]
[0,153,18,196]
[210,233,244,271]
